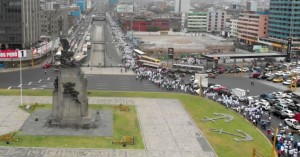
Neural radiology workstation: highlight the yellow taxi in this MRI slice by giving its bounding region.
[273,77,284,83]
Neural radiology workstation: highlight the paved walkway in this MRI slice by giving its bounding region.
[0,96,216,157]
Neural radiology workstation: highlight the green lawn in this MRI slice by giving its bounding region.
[1,104,144,149]
[0,89,272,156]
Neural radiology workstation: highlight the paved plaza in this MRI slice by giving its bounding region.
[0,96,216,157]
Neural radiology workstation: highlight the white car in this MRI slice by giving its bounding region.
[284,118,300,130]
[283,80,292,85]
[241,67,249,72]
[281,110,295,118]
[275,71,284,76]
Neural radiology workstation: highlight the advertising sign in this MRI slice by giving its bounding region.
[117,4,134,13]
[168,48,174,59]
[0,49,19,58]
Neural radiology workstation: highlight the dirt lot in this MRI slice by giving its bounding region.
[136,34,234,54]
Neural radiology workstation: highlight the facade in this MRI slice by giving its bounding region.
[187,12,207,32]
[76,0,86,13]
[174,0,190,13]
[122,19,169,32]
[207,10,226,32]
[0,0,40,49]
[86,0,91,11]
[40,9,69,37]
[109,0,119,8]
[246,1,257,12]
[230,19,238,38]
[268,0,300,44]
[237,12,269,45]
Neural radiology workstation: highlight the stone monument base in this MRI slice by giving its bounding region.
[20,110,113,136]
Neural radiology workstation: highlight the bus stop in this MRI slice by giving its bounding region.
[201,53,287,68]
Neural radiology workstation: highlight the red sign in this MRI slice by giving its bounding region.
[0,49,19,58]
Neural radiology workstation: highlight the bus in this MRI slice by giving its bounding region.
[137,60,162,69]
[172,64,204,74]
[141,55,161,63]
[133,49,146,57]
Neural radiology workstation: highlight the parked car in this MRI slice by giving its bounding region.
[273,77,284,83]
[284,118,300,130]
[274,103,288,111]
[208,73,216,78]
[250,72,261,78]
[281,109,295,118]
[267,75,277,81]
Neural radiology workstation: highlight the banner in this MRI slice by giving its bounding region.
[0,49,19,58]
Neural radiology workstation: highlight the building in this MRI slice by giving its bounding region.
[76,0,86,13]
[40,9,69,37]
[268,0,300,47]
[246,1,257,12]
[86,0,91,11]
[0,0,40,49]
[174,0,190,13]
[122,18,169,32]
[207,10,226,33]
[230,19,238,38]
[109,0,119,9]
[187,12,207,32]
[237,12,269,45]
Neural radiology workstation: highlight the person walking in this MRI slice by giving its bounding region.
[44,69,47,74]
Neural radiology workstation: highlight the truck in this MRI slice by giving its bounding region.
[87,42,91,49]
[230,88,246,98]
[85,35,90,41]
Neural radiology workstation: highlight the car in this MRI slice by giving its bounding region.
[284,118,300,130]
[283,80,292,85]
[210,84,226,92]
[281,109,295,118]
[273,77,284,83]
[208,73,216,78]
[274,103,288,111]
[42,63,52,69]
[267,75,277,81]
[250,72,261,78]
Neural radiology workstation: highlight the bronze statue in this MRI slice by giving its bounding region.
[59,38,77,68]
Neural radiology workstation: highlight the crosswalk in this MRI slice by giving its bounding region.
[7,77,54,90]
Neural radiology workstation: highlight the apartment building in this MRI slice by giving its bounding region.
[187,12,207,32]
[207,10,226,32]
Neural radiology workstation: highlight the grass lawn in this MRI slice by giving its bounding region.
[0,89,272,157]
[0,104,144,149]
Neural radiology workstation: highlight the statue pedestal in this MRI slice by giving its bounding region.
[50,67,96,128]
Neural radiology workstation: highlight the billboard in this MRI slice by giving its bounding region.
[253,45,268,53]
[117,4,133,13]
[0,50,19,58]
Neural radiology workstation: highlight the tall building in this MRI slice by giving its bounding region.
[237,12,269,45]
[207,10,226,33]
[268,0,300,45]
[230,19,238,38]
[187,12,207,32]
[40,9,69,37]
[0,0,40,49]
[76,0,86,13]
[246,1,257,12]
[174,0,190,13]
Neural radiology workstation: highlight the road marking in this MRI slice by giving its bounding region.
[47,77,51,80]
[38,79,42,83]
[28,82,32,85]
[7,86,11,89]
[18,84,22,87]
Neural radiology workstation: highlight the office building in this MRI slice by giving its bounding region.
[207,10,226,33]
[268,0,300,46]
[40,9,69,37]
[0,0,40,49]
[237,12,269,45]
[187,12,207,32]
[76,0,86,13]
[230,19,238,38]
[174,0,190,13]
[246,1,257,12]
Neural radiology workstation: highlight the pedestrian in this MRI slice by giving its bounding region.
[44,69,47,74]
[268,116,272,124]
[121,69,123,73]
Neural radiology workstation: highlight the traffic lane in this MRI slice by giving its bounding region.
[208,74,279,96]
[86,75,167,92]
[0,67,57,88]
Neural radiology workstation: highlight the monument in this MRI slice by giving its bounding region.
[49,39,96,128]
[20,39,112,136]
